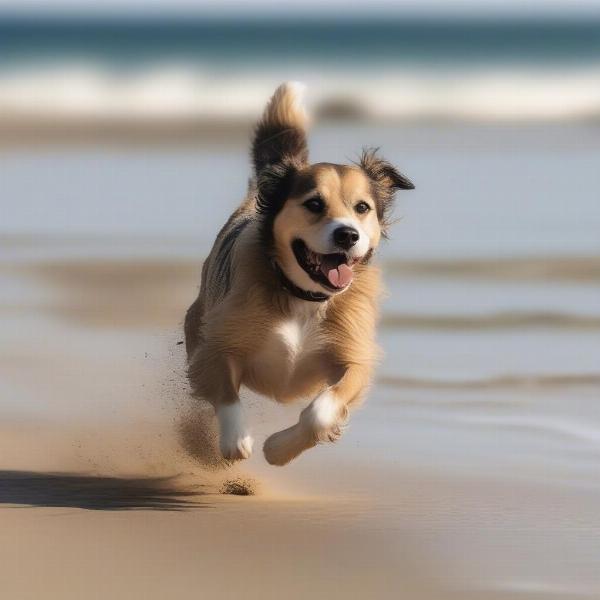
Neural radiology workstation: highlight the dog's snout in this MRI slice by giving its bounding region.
[333,226,359,250]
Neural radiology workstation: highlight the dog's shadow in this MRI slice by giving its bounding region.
[0,470,210,511]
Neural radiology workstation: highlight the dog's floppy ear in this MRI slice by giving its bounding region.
[359,148,414,234]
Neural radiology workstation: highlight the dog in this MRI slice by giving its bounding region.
[184,82,414,466]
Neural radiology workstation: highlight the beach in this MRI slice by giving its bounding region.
[1,121,600,598]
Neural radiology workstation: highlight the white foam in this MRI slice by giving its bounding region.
[2,63,600,122]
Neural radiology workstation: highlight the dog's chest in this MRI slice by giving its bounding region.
[246,312,327,400]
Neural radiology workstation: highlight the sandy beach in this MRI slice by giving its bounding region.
[0,252,446,600]
[2,121,600,599]
[2,249,600,598]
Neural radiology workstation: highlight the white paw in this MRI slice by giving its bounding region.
[217,402,253,461]
[220,434,254,461]
[323,423,343,443]
[300,391,346,442]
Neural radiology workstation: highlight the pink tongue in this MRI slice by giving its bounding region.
[327,263,353,288]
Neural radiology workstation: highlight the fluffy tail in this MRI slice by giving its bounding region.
[252,82,309,174]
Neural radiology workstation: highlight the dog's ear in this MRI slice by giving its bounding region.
[359,147,414,193]
[252,82,309,175]
[359,148,414,234]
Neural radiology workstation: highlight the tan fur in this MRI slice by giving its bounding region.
[184,83,407,465]
[262,81,308,131]
[273,165,381,294]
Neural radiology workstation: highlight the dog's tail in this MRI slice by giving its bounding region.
[252,82,309,174]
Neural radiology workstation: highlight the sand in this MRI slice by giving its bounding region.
[1,251,599,600]
[2,120,600,599]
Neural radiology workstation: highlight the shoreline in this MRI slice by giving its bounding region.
[1,117,600,148]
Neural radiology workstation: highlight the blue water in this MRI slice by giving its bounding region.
[1,17,600,70]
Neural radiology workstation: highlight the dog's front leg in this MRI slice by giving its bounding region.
[263,364,370,466]
[215,357,253,461]
[190,351,253,461]
[217,399,253,461]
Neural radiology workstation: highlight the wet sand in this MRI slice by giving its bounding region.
[1,250,600,600]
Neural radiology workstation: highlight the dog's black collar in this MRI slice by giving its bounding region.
[271,261,330,303]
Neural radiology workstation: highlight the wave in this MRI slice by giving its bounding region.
[379,373,600,390]
[385,256,600,283]
[381,311,600,330]
[1,64,600,127]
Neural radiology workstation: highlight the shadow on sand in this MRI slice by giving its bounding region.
[0,470,210,511]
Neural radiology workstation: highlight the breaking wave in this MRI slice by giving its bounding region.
[2,64,600,125]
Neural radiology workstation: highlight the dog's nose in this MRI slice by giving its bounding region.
[333,226,359,250]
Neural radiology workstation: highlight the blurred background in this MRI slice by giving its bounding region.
[1,1,600,598]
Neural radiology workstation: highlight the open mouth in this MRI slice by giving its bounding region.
[292,239,359,291]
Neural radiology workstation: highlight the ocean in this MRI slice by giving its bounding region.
[1,17,600,121]
[2,18,600,67]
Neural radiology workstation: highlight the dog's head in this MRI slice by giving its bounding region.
[253,83,414,297]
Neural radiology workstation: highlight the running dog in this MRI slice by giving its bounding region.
[184,83,414,465]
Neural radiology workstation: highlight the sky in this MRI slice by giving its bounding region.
[1,0,600,18]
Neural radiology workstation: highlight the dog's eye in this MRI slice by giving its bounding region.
[303,197,325,214]
[355,201,371,215]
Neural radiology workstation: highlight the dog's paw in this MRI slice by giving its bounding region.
[263,430,295,466]
[263,424,315,466]
[217,402,253,461]
[220,434,254,461]
[323,423,343,443]
[300,391,346,443]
